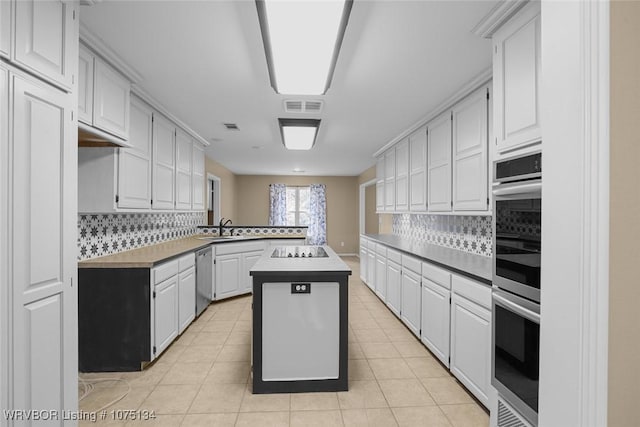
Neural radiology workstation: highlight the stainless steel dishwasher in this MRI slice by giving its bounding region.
[195,246,213,316]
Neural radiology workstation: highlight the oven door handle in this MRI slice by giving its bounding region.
[492,181,541,198]
[493,292,540,324]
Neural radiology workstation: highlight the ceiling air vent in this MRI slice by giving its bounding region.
[223,123,239,130]
[284,100,324,114]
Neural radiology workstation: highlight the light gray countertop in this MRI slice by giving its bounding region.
[251,245,352,274]
[363,234,492,284]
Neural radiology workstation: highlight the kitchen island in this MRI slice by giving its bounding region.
[250,245,351,394]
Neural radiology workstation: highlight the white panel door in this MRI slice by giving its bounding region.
[409,126,427,212]
[375,156,384,212]
[493,2,541,151]
[14,0,76,90]
[385,260,401,316]
[11,72,77,420]
[152,114,176,209]
[154,276,179,356]
[93,57,130,139]
[192,143,205,210]
[77,45,94,124]
[395,139,409,212]
[118,96,152,209]
[366,250,376,291]
[401,269,421,337]
[215,253,241,299]
[375,250,386,301]
[384,149,395,211]
[453,87,489,211]
[421,279,450,367]
[175,130,192,210]
[178,267,196,334]
[0,65,7,416]
[242,251,263,293]
[450,293,491,407]
[427,112,452,212]
[0,0,10,58]
[359,247,368,283]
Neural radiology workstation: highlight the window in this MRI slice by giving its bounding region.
[286,186,310,226]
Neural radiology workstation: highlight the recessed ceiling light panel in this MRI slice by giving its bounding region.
[256,0,353,95]
[278,118,320,150]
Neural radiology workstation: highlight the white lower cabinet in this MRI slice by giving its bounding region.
[178,261,196,335]
[241,250,263,293]
[215,253,242,300]
[375,244,387,300]
[385,259,401,316]
[214,241,266,300]
[420,263,452,367]
[367,249,376,292]
[359,241,368,284]
[154,275,179,357]
[400,255,422,337]
[450,274,492,407]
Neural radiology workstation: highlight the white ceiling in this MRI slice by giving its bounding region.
[80,0,497,176]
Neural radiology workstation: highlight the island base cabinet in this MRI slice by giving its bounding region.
[421,279,451,367]
[450,292,491,407]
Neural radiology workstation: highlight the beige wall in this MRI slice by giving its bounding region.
[235,175,359,253]
[609,2,640,425]
[205,156,237,221]
[358,165,376,185]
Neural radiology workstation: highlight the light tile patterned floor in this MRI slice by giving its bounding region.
[79,257,488,427]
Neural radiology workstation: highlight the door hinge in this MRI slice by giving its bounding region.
[213,259,216,265]
[153,291,156,299]
[115,194,119,203]
[151,199,153,205]
[487,197,490,206]
[486,89,490,100]
[153,346,156,354]
[450,200,453,208]
[73,9,76,20]
[71,110,74,121]
[450,111,453,120]
[70,277,73,287]
[72,74,75,85]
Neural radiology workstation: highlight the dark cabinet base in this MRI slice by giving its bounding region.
[79,268,151,372]
[251,271,349,394]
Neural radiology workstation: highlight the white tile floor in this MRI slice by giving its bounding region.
[79,257,489,426]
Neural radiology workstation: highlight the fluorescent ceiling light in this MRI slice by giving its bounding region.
[279,119,320,150]
[257,0,353,95]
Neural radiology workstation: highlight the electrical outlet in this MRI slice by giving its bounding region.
[341,241,344,247]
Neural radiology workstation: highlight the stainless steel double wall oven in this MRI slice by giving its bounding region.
[492,152,541,426]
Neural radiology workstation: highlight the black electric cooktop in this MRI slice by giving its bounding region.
[271,246,329,258]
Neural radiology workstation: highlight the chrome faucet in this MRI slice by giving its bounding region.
[219,218,232,236]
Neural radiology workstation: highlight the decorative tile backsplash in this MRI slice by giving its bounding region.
[198,226,308,237]
[78,212,205,261]
[392,214,493,257]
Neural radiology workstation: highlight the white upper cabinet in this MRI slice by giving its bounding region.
[452,86,489,211]
[13,0,76,91]
[77,46,94,124]
[78,44,131,141]
[175,130,193,210]
[117,96,153,209]
[375,156,384,212]
[192,143,205,210]
[493,1,541,153]
[409,126,427,212]
[0,0,11,58]
[93,56,130,140]
[384,149,396,212]
[427,112,452,212]
[152,114,176,210]
[395,139,409,212]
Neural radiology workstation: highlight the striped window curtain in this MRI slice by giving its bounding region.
[308,184,327,245]
[268,184,287,226]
